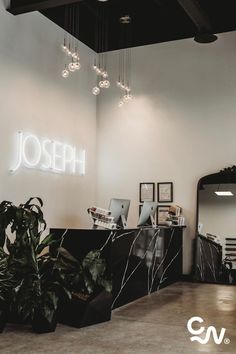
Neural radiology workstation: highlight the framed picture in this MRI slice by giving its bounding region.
[157,182,173,203]
[157,205,170,225]
[139,183,155,203]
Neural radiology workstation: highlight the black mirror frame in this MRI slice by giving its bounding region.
[196,165,236,236]
[194,165,236,283]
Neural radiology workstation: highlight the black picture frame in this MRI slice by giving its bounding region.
[157,182,173,203]
[139,204,143,216]
[139,183,155,203]
[157,205,170,225]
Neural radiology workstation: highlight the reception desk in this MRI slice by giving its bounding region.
[50,226,184,327]
[111,227,183,309]
[194,234,222,283]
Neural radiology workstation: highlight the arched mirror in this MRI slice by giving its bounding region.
[195,166,236,284]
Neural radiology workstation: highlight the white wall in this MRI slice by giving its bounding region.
[96,31,236,274]
[0,2,97,229]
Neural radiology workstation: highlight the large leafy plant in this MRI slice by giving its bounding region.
[0,248,14,306]
[0,247,14,332]
[56,247,112,299]
[0,198,70,326]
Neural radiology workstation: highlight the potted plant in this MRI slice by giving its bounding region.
[0,198,71,333]
[55,247,112,328]
[0,248,15,333]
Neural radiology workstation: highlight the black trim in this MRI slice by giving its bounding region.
[157,182,173,203]
[139,183,155,203]
[181,274,193,282]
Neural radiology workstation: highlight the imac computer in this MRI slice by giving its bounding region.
[109,198,130,229]
[137,202,158,228]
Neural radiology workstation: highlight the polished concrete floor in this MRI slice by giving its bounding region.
[0,282,236,354]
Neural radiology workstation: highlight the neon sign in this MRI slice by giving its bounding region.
[11,132,86,175]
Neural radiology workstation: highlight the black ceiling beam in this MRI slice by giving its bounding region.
[7,0,84,16]
[177,0,212,32]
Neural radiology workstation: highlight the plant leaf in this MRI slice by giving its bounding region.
[58,247,79,265]
[24,197,43,208]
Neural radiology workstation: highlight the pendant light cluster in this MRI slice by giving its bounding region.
[92,1,111,95]
[92,53,110,95]
[59,1,135,106]
[117,47,133,107]
[61,4,81,79]
[117,15,134,107]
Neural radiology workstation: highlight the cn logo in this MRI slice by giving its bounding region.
[187,316,230,345]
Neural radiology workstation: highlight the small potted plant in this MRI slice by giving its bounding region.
[55,247,112,328]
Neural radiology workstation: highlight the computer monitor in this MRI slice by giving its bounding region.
[109,198,130,229]
[137,202,158,228]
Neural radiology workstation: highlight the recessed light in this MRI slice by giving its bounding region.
[120,15,132,24]
[215,191,234,196]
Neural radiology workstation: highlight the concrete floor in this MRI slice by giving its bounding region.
[0,282,236,354]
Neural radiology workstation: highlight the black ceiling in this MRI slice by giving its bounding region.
[8,0,236,52]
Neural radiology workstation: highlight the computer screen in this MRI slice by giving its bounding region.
[109,198,131,229]
[137,202,158,228]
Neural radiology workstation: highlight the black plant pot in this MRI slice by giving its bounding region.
[0,308,7,333]
[32,310,57,334]
[8,310,27,325]
[58,290,112,328]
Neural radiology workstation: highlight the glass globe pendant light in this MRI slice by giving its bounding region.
[116,15,134,106]
[61,65,69,78]
[102,71,108,79]
[91,2,111,95]
[124,92,133,101]
[72,51,79,60]
[61,43,67,53]
[118,100,124,108]
[99,80,105,88]
[74,62,81,70]
[92,86,100,95]
[60,4,82,79]
[103,79,110,88]
[93,63,97,71]
[68,61,76,72]
[61,34,68,53]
